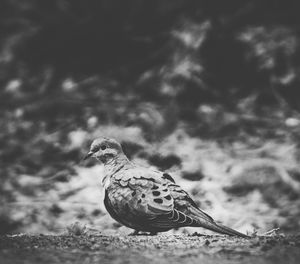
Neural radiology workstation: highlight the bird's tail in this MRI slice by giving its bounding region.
[190,208,250,238]
[195,220,250,238]
[210,222,250,238]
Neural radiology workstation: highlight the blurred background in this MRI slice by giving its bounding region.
[1,0,300,236]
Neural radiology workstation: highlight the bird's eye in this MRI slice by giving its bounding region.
[100,145,107,150]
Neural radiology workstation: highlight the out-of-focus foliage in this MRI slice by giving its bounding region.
[1,0,300,103]
[1,0,300,235]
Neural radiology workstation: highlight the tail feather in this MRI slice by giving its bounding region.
[211,222,250,238]
[195,221,250,238]
[190,207,250,238]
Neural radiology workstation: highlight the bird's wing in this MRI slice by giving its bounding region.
[113,168,204,229]
[113,168,174,217]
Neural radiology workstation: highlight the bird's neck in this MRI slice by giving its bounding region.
[102,154,131,188]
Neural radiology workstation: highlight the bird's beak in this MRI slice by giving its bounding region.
[83,151,94,160]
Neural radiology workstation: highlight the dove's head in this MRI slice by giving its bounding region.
[84,137,126,164]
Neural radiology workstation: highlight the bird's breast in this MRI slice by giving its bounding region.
[102,174,111,189]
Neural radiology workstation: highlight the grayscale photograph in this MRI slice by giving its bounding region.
[0,1,299,263]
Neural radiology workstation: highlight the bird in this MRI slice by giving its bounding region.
[84,137,250,238]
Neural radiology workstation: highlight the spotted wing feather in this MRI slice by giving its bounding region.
[112,168,174,218]
[113,168,202,230]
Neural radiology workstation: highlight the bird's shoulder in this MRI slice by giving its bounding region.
[112,164,175,186]
[111,164,194,207]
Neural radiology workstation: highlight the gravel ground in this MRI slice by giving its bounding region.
[0,234,299,264]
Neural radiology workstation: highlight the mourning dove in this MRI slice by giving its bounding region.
[84,137,249,238]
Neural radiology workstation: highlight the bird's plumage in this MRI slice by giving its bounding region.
[86,137,249,238]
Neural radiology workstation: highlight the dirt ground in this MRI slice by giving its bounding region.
[0,233,299,264]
